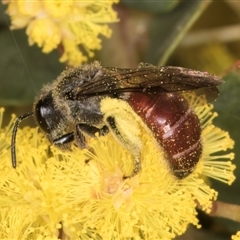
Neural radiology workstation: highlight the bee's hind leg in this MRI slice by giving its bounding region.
[106,116,142,178]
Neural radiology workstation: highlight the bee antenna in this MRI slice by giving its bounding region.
[11,112,34,168]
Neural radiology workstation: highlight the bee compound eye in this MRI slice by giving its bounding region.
[34,98,53,134]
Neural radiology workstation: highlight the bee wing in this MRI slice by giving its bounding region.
[73,63,223,102]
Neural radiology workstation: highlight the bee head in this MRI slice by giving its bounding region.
[11,93,59,168]
[34,93,55,135]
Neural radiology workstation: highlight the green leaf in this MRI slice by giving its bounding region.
[145,0,212,65]
[121,0,180,14]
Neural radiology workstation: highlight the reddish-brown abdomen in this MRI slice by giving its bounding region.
[127,92,202,179]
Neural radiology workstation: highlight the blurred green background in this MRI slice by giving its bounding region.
[1,0,240,239]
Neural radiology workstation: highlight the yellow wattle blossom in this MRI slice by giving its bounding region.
[0,95,235,240]
[233,231,240,240]
[3,0,119,66]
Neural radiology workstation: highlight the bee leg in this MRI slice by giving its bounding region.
[106,116,141,178]
[75,125,87,148]
[76,124,110,164]
[77,124,109,137]
[53,132,74,144]
[75,124,108,148]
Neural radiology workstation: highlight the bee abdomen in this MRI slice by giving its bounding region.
[128,92,202,179]
[161,109,202,178]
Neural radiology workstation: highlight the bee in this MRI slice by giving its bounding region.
[11,61,223,179]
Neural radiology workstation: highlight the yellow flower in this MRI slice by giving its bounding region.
[3,0,119,66]
[0,94,235,240]
[232,231,240,240]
